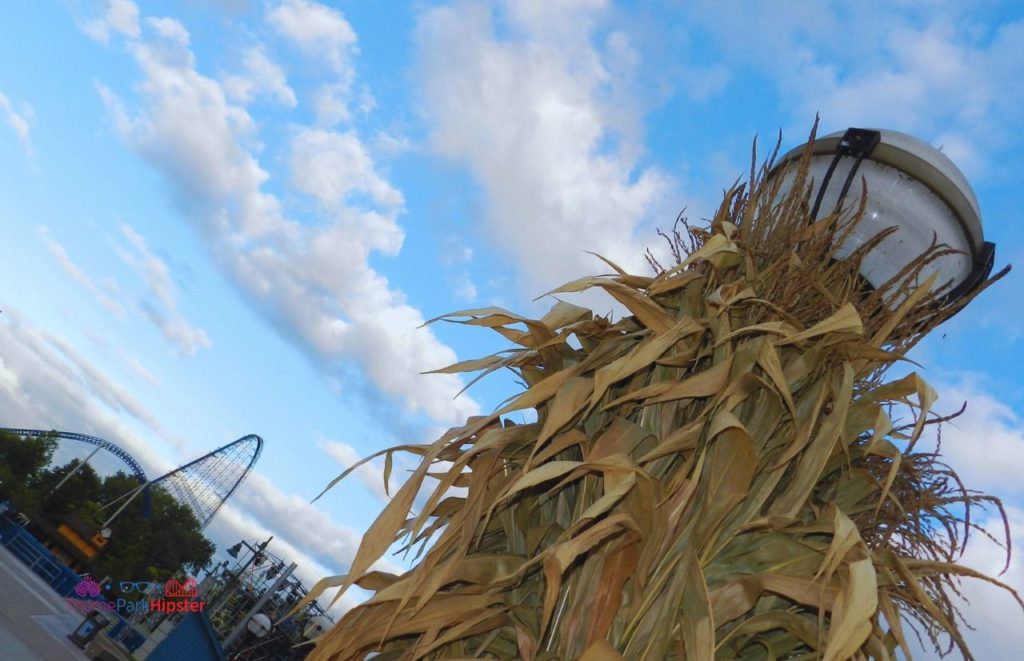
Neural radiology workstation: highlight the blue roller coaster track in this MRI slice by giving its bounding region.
[0,427,152,515]
[151,434,263,529]
[1,428,264,530]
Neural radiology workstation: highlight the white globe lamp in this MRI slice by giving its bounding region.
[771,127,995,304]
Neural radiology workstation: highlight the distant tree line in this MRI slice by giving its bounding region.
[0,430,214,585]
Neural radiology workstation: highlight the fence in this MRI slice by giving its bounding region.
[0,509,82,596]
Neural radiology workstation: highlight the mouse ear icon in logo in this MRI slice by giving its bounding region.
[74,577,101,598]
[164,577,198,597]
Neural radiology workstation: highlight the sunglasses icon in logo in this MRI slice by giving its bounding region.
[119,581,157,593]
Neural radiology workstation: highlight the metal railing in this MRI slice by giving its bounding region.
[1,523,65,588]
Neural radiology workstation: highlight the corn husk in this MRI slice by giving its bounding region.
[306,125,1017,660]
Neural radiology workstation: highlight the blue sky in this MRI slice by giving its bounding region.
[0,0,1022,655]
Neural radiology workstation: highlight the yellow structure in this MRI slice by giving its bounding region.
[56,523,106,559]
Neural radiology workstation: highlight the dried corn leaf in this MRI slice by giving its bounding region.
[309,125,1014,661]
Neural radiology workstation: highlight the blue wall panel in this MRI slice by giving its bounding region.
[149,612,225,661]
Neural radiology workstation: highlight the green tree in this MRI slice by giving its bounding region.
[0,430,58,509]
[91,473,215,583]
[34,459,104,521]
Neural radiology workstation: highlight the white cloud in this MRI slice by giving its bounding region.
[269,0,358,125]
[311,83,351,125]
[898,376,1024,658]
[319,440,393,502]
[0,306,183,464]
[680,2,1024,179]
[268,0,357,74]
[229,472,364,570]
[451,272,477,302]
[920,378,1024,498]
[222,46,297,107]
[370,130,411,158]
[415,1,673,295]
[909,507,1024,659]
[81,0,141,43]
[121,353,160,387]
[38,227,126,319]
[115,225,176,309]
[30,332,167,446]
[98,5,479,426]
[0,357,20,395]
[146,16,189,46]
[111,223,212,357]
[0,91,34,157]
[438,237,479,301]
[289,128,404,214]
[138,304,212,358]
[84,329,161,388]
[41,219,202,364]
[440,236,473,267]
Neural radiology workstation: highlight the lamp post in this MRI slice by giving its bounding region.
[207,536,273,616]
[770,127,996,305]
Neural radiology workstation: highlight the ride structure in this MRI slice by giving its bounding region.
[149,434,263,529]
[0,428,153,515]
[0,428,263,530]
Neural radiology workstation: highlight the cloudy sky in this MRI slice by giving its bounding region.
[0,0,1022,655]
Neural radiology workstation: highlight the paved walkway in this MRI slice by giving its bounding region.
[0,543,90,660]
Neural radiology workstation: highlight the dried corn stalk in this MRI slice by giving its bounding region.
[306,126,1018,660]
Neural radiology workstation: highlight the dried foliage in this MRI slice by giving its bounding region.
[305,125,1017,660]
